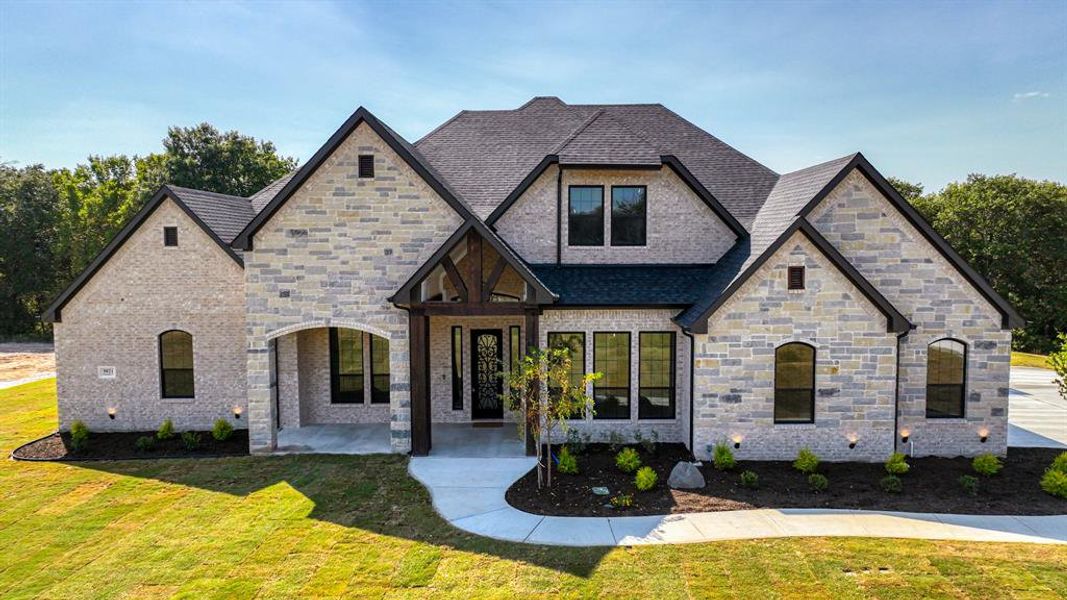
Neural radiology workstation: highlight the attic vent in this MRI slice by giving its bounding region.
[787,266,805,290]
[358,155,375,178]
[164,226,178,247]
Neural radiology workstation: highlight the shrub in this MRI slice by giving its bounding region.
[69,420,89,453]
[610,493,634,509]
[181,431,201,451]
[157,419,175,440]
[1041,470,1067,499]
[739,470,759,489]
[634,466,658,491]
[880,474,903,494]
[884,452,910,475]
[135,436,156,452]
[959,474,979,496]
[212,419,233,442]
[793,447,820,474]
[557,446,579,475]
[615,447,641,473]
[608,431,625,453]
[808,473,829,492]
[972,453,1002,477]
[712,442,736,471]
[1050,451,1067,474]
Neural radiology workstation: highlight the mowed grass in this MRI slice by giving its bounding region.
[1,380,1065,599]
[1012,351,1053,370]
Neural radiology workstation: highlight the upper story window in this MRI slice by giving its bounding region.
[329,328,364,404]
[358,155,375,178]
[159,330,194,398]
[568,186,604,246]
[927,338,966,418]
[788,266,805,290]
[774,342,815,423]
[611,186,647,246]
[163,226,178,247]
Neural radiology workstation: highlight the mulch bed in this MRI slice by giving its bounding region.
[506,444,1066,516]
[12,429,249,461]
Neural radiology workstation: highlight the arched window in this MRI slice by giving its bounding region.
[775,342,815,423]
[160,330,194,398]
[927,338,966,418]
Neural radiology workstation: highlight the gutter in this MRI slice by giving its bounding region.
[681,329,696,455]
[893,327,911,455]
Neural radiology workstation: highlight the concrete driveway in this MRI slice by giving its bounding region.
[1009,366,1066,449]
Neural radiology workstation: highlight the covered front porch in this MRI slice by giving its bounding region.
[276,422,525,457]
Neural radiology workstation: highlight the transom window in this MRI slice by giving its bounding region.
[548,332,586,419]
[159,330,194,398]
[568,186,604,246]
[774,342,815,423]
[329,328,364,404]
[927,338,966,418]
[593,332,630,419]
[611,186,647,246]
[639,332,675,419]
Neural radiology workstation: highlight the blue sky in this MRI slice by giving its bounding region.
[1,1,1064,191]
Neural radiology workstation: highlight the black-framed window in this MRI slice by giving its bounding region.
[611,186,647,246]
[358,155,374,178]
[509,326,522,372]
[774,342,815,423]
[370,334,390,404]
[927,338,966,418]
[548,332,586,419]
[160,330,194,398]
[594,332,630,419]
[451,326,463,410]
[639,332,675,419]
[163,226,178,247]
[329,328,364,404]
[788,266,805,290]
[568,186,604,246]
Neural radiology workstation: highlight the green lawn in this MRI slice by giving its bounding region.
[1,380,1065,599]
[1013,351,1053,370]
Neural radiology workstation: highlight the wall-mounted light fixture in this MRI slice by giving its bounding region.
[900,429,910,445]
[731,435,742,450]
[233,406,243,419]
[847,434,858,450]
[107,407,117,420]
[979,428,989,443]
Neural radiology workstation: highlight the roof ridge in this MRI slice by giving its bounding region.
[550,109,605,155]
[165,185,252,203]
[780,152,860,178]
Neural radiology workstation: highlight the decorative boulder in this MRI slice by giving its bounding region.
[668,461,706,489]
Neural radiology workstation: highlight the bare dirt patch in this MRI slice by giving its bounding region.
[0,342,55,382]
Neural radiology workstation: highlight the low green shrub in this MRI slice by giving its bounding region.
[739,470,759,489]
[615,447,641,473]
[1050,451,1067,474]
[808,473,829,492]
[212,419,233,442]
[610,493,634,509]
[972,453,1002,477]
[1041,470,1067,499]
[880,474,903,494]
[135,436,156,452]
[557,446,579,475]
[712,442,736,471]
[884,452,910,475]
[959,474,979,496]
[157,419,175,440]
[181,431,201,451]
[634,466,658,491]
[793,447,820,474]
[69,420,89,453]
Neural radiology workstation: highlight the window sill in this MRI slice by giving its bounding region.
[161,397,194,404]
[773,422,816,430]
[925,417,968,422]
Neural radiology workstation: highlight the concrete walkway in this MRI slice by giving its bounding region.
[409,457,1067,546]
[1009,367,1067,449]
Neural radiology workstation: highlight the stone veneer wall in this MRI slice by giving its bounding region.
[809,171,1010,457]
[693,233,898,462]
[54,198,247,432]
[539,309,690,446]
[243,122,464,453]
[429,316,524,424]
[495,166,736,265]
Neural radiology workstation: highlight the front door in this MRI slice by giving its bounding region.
[470,329,504,419]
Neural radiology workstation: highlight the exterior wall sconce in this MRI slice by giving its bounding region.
[107,407,117,420]
[979,428,989,443]
[731,435,742,449]
[847,434,858,450]
[900,429,910,444]
[233,406,243,419]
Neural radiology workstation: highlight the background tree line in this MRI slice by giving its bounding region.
[1,128,1063,353]
[0,124,296,338]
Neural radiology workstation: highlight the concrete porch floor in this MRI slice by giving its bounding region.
[273,422,525,457]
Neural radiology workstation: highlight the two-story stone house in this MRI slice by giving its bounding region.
[43,97,1021,461]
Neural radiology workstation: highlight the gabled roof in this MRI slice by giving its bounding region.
[529,264,724,306]
[42,186,245,323]
[556,110,661,166]
[166,186,255,244]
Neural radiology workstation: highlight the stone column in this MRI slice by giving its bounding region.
[247,337,277,453]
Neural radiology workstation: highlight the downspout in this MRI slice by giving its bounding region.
[682,329,696,455]
[556,166,563,265]
[893,328,910,455]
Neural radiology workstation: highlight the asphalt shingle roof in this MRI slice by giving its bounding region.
[166,186,255,244]
[529,264,730,306]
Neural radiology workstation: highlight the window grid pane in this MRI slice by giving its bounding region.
[594,332,630,419]
[568,187,604,246]
[160,331,194,398]
[611,186,647,246]
[639,332,675,420]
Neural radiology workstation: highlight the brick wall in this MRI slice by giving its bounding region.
[428,316,524,424]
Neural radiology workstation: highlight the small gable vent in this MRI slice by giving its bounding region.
[788,266,805,290]
[164,226,178,247]
[358,155,375,178]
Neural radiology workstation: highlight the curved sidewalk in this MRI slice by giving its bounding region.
[409,457,1067,546]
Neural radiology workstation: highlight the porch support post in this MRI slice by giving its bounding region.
[409,309,432,456]
[524,306,539,456]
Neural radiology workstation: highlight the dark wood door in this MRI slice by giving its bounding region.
[470,329,503,419]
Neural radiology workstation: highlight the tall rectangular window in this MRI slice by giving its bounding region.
[451,326,463,410]
[509,326,522,372]
[370,334,390,404]
[329,328,364,404]
[160,330,194,398]
[639,332,675,419]
[568,186,604,246]
[548,332,586,419]
[611,186,647,246]
[594,332,630,419]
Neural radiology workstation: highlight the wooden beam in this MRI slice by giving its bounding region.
[409,311,431,456]
[468,231,483,303]
[413,303,527,317]
[441,256,468,303]
[481,256,507,303]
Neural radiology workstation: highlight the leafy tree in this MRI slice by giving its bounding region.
[503,346,600,488]
[1049,334,1067,401]
[911,175,1067,352]
[0,164,59,336]
[162,123,297,197]
[887,176,924,202]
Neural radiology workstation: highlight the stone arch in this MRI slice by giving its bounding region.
[264,318,394,342]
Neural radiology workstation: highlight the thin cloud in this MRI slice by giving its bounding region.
[1013,91,1050,102]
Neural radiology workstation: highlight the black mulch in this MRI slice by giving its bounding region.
[13,429,249,461]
